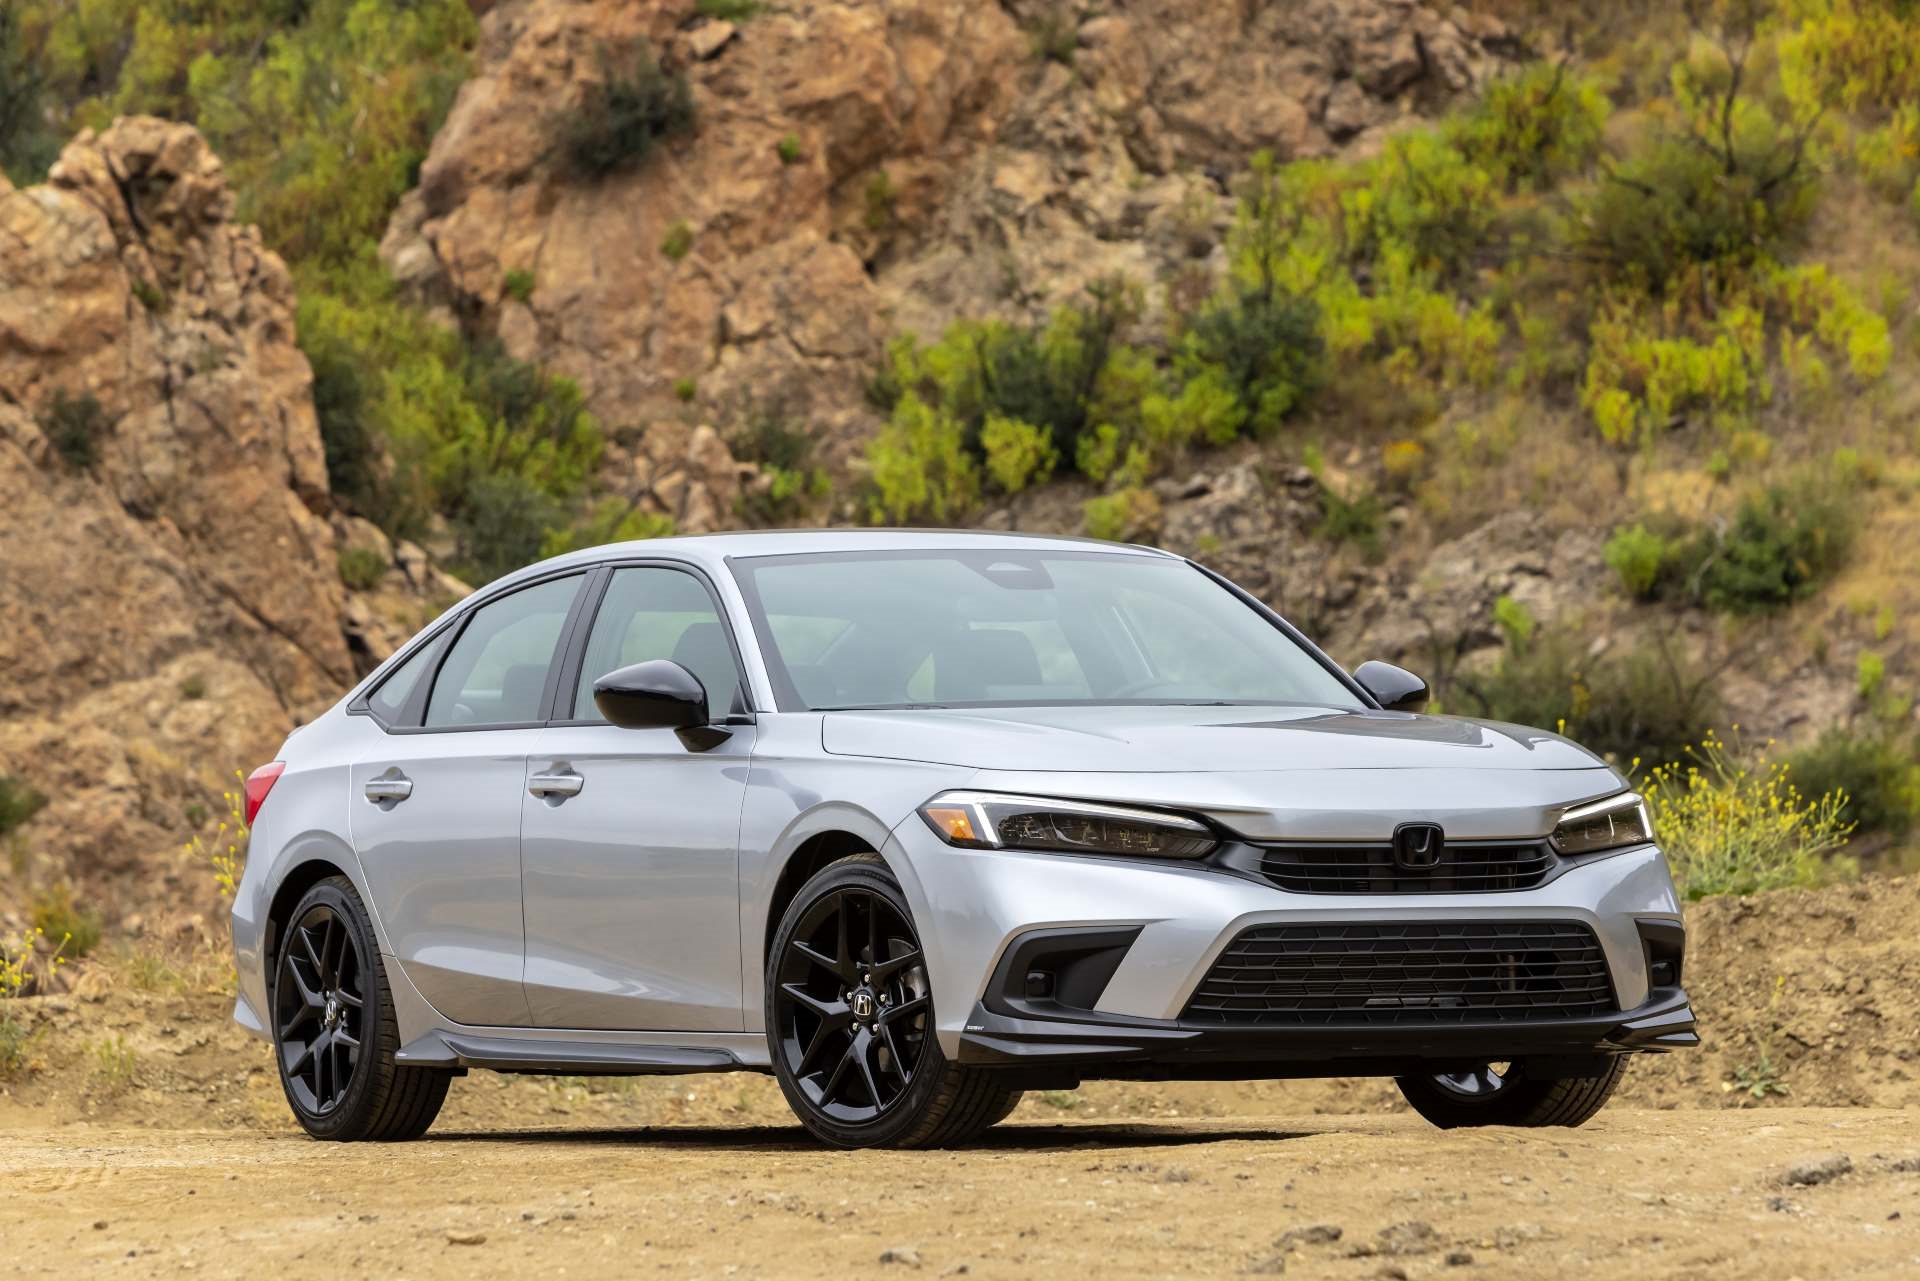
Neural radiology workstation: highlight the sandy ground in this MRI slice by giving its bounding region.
[3,1109,1917,1280]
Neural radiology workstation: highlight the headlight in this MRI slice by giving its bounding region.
[917,791,1217,859]
[1551,792,1654,856]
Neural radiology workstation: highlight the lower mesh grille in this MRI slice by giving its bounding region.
[1183,920,1616,1026]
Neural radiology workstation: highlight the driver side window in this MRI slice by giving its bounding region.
[573,567,742,721]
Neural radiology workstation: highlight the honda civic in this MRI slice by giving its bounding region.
[231,531,1694,1147]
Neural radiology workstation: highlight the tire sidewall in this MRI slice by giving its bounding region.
[764,858,951,1148]
[272,877,387,1141]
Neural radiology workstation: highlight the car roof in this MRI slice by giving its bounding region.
[488,528,1177,593]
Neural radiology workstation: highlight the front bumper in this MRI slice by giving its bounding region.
[886,818,1689,1065]
[955,985,1697,1079]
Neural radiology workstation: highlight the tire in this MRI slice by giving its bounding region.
[271,876,450,1141]
[765,854,1019,1148]
[1395,1054,1629,1129]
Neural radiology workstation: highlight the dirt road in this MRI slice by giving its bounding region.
[3,1109,1916,1280]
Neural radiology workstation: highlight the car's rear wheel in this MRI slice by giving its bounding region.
[1396,1054,1629,1128]
[767,855,1019,1148]
[272,876,450,1141]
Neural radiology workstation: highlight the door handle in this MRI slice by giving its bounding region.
[527,769,584,800]
[363,775,413,803]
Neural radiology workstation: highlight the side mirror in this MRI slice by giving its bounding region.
[593,659,709,731]
[1354,660,1429,713]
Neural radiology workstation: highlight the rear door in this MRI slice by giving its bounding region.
[349,571,589,1028]
[520,563,755,1031]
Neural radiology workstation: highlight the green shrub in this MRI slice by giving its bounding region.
[1696,474,1856,612]
[540,497,674,558]
[730,412,829,525]
[660,219,694,260]
[561,49,695,180]
[1083,486,1159,542]
[1577,82,1819,293]
[1454,622,1722,768]
[101,0,479,272]
[1492,594,1536,650]
[300,294,604,557]
[336,546,388,591]
[0,775,47,835]
[1604,518,1697,601]
[30,883,102,959]
[0,5,57,184]
[876,280,1140,471]
[302,315,392,527]
[1313,478,1383,560]
[502,268,536,303]
[1178,282,1321,435]
[1647,732,1856,898]
[452,473,565,584]
[866,393,979,524]
[177,674,207,701]
[775,133,801,165]
[1449,61,1609,190]
[38,389,108,469]
[1784,728,1920,839]
[696,0,761,19]
[672,376,698,402]
[980,415,1057,494]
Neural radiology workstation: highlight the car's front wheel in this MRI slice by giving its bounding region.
[271,876,450,1141]
[766,854,1020,1148]
[1396,1055,1628,1128]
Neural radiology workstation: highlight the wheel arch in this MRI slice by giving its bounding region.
[763,830,881,958]
[756,803,919,968]
[262,856,356,975]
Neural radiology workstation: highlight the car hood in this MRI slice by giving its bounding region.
[821,704,1607,774]
[822,705,1625,842]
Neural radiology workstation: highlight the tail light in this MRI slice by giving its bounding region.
[243,762,286,827]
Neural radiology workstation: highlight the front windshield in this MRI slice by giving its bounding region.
[729,549,1364,711]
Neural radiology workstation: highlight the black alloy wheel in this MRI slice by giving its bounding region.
[1427,1061,1513,1103]
[1397,1054,1630,1128]
[269,876,450,1141]
[772,885,932,1123]
[765,855,1023,1148]
[275,902,365,1116]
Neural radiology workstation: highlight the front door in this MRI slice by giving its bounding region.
[350,572,586,1028]
[520,565,754,1031]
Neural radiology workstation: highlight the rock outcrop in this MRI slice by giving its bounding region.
[0,119,352,921]
[382,0,1511,529]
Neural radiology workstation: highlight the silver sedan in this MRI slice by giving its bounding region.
[230,531,1694,1147]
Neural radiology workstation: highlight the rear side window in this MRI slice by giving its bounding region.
[424,575,583,728]
[572,567,741,720]
[367,637,440,725]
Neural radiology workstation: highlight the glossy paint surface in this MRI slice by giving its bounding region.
[230,530,1683,1067]
[520,721,755,1030]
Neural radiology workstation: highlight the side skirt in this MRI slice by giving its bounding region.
[396,1028,772,1076]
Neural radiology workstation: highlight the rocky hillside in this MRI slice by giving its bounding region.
[1,0,1917,943]
[383,0,1511,526]
[0,121,453,932]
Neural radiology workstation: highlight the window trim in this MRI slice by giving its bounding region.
[547,557,754,729]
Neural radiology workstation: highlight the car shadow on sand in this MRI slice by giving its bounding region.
[423,1122,1316,1152]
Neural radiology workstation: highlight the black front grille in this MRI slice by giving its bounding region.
[1258,841,1556,894]
[1183,920,1615,1026]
